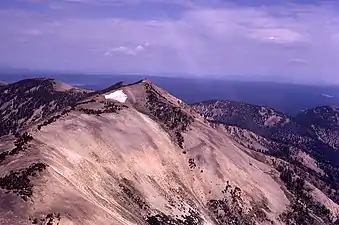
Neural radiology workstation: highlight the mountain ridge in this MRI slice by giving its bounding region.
[0,78,92,137]
[0,78,339,225]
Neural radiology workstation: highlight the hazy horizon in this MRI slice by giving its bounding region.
[1,0,339,85]
[2,72,339,116]
[1,66,338,87]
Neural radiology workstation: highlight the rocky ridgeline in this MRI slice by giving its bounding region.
[0,162,47,201]
[144,83,194,148]
[0,79,88,137]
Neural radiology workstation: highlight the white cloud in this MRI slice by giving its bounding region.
[104,42,149,56]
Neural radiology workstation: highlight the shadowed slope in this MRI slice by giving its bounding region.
[0,78,91,137]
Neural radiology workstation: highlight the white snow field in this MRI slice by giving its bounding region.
[104,90,128,103]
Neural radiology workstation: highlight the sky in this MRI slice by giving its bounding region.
[0,0,339,84]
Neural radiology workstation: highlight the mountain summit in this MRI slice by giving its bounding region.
[0,79,339,225]
[0,78,91,137]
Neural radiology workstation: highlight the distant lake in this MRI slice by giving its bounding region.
[1,73,338,115]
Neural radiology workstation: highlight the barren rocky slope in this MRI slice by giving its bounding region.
[0,79,338,225]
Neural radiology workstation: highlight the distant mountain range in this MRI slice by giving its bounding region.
[1,73,339,115]
[1,78,339,224]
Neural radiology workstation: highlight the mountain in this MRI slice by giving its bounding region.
[0,78,91,137]
[1,79,339,225]
[191,100,321,160]
[193,100,339,220]
[191,100,302,137]
[191,100,339,164]
[2,73,339,115]
[192,100,339,161]
[296,106,339,149]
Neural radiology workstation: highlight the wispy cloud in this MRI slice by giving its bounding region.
[0,0,339,84]
[104,42,149,56]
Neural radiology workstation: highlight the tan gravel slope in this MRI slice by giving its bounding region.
[0,80,290,225]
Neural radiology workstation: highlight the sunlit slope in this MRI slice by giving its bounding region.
[30,106,287,225]
[0,80,289,225]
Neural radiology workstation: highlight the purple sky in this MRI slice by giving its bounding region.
[0,0,339,84]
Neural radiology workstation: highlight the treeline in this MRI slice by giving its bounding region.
[78,101,127,115]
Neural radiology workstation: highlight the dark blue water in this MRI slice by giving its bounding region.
[1,73,338,115]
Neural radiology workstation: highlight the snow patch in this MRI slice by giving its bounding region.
[104,90,128,103]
